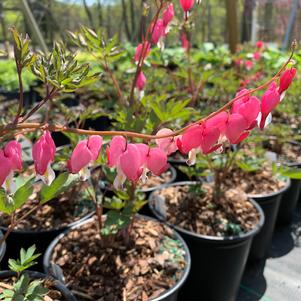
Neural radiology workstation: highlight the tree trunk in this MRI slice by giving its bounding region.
[83,0,94,29]
[225,0,238,53]
[263,0,273,40]
[97,0,103,27]
[241,0,255,42]
[129,0,136,42]
[138,0,146,41]
[121,0,131,41]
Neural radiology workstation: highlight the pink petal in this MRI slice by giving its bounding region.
[181,125,203,154]
[32,132,55,175]
[119,144,143,181]
[261,82,280,116]
[201,126,220,154]
[87,135,103,160]
[147,147,168,176]
[107,136,127,168]
[205,112,228,134]
[155,128,178,155]
[68,140,92,174]
[0,151,12,186]
[225,113,248,144]
[4,140,22,171]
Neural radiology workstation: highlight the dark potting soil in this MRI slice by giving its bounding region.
[51,217,187,301]
[224,166,286,195]
[154,184,260,237]
[0,185,93,231]
[0,277,65,301]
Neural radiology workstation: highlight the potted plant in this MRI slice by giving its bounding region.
[0,245,76,301]
[0,2,297,301]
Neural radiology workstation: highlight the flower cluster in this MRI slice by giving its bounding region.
[134,3,175,92]
[0,66,296,192]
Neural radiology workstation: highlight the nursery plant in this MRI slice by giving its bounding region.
[0,245,75,301]
[0,1,298,300]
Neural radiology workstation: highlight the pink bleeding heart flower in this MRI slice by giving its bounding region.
[256,41,264,50]
[259,82,280,129]
[136,71,146,91]
[155,128,178,155]
[200,124,220,155]
[178,123,220,165]
[253,52,261,61]
[235,58,244,67]
[107,136,127,168]
[68,135,102,179]
[278,68,297,95]
[180,33,189,52]
[0,140,22,193]
[163,3,174,26]
[206,111,228,135]
[0,150,13,188]
[32,131,56,185]
[119,144,143,182]
[231,91,260,129]
[179,125,203,154]
[151,19,165,45]
[245,60,253,70]
[134,42,151,62]
[146,147,168,176]
[225,113,248,144]
[4,141,23,171]
[180,0,195,12]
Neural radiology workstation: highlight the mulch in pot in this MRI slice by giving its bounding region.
[223,166,286,196]
[153,184,260,237]
[50,217,187,301]
[0,184,94,231]
[138,169,174,191]
[263,140,301,164]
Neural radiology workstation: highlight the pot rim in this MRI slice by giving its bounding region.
[0,211,94,235]
[43,214,191,301]
[0,270,77,301]
[0,231,6,262]
[148,181,265,243]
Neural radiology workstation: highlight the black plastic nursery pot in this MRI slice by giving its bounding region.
[148,182,265,301]
[277,163,301,225]
[0,231,6,263]
[1,212,93,272]
[43,215,191,301]
[0,271,77,301]
[248,179,291,261]
[167,154,189,182]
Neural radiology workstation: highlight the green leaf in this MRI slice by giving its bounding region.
[278,167,301,179]
[40,173,78,204]
[13,179,34,210]
[9,245,41,273]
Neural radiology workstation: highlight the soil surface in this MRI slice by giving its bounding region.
[264,140,301,164]
[153,184,260,237]
[0,184,93,231]
[0,276,65,301]
[224,166,286,195]
[138,169,174,191]
[51,217,187,301]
